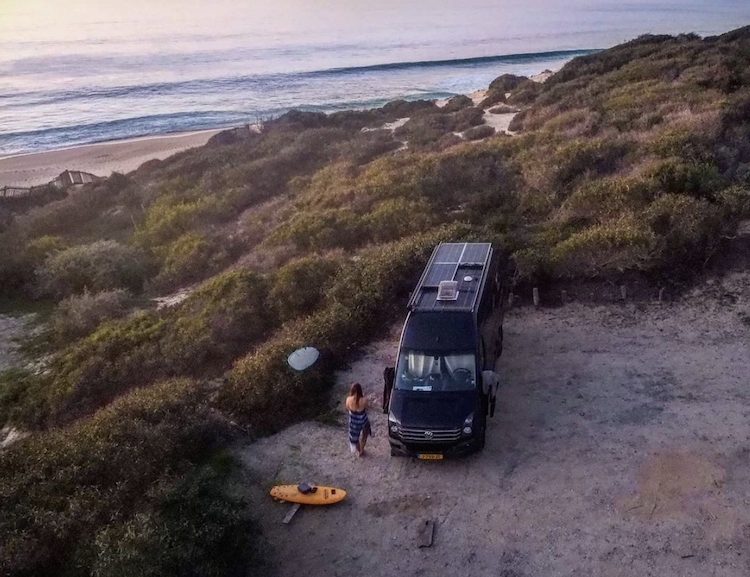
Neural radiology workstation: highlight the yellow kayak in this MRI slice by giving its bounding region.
[270,484,347,506]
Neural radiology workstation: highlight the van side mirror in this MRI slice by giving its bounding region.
[383,366,395,413]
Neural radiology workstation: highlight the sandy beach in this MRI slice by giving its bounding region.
[0,129,222,188]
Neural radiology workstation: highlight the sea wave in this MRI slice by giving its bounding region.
[0,48,594,156]
[0,49,594,109]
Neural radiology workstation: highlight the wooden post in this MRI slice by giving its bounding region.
[533,287,540,307]
[561,290,568,304]
[620,285,627,301]
[658,287,665,302]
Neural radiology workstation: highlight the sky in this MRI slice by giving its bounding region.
[3,1,749,50]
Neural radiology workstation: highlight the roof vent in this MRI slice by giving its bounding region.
[437,280,459,301]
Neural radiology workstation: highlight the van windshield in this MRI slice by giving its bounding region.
[395,350,477,392]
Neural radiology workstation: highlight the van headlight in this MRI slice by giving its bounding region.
[463,413,473,435]
[388,416,400,435]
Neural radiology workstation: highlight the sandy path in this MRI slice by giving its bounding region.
[0,313,33,373]
[236,270,750,577]
[0,129,221,187]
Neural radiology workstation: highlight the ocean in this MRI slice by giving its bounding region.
[1,0,749,157]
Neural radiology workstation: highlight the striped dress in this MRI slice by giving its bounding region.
[348,408,370,448]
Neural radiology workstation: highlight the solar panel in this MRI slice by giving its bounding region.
[424,263,457,287]
[462,243,490,264]
[434,243,463,263]
[408,242,493,312]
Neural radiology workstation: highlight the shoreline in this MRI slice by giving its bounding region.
[0,129,224,188]
[0,66,558,189]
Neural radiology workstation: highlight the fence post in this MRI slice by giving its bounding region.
[533,287,540,307]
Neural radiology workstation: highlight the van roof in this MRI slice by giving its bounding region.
[408,242,492,312]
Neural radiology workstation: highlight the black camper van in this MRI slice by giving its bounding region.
[384,242,505,459]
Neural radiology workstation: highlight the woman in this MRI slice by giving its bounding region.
[346,383,371,457]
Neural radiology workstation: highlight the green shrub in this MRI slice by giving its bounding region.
[36,240,147,299]
[561,176,656,224]
[3,269,275,428]
[364,197,437,242]
[549,217,657,277]
[488,104,519,114]
[650,159,726,199]
[645,193,723,269]
[0,231,31,296]
[160,269,275,375]
[270,208,364,251]
[0,369,46,427]
[91,464,259,577]
[269,254,342,321]
[51,288,132,343]
[337,130,401,165]
[135,194,219,248]
[442,95,473,112]
[151,232,240,291]
[479,74,530,107]
[394,107,484,149]
[0,379,243,577]
[547,138,633,192]
[24,235,67,266]
[463,124,495,141]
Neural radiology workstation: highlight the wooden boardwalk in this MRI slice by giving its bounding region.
[0,169,101,199]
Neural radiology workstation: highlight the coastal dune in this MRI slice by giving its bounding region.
[0,129,221,188]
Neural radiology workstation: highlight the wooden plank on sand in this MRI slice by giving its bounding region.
[417,518,435,547]
[282,503,302,525]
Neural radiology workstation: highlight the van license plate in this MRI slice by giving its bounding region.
[418,453,443,460]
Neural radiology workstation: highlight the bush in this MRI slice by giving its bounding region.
[269,254,342,321]
[135,194,220,248]
[364,197,437,242]
[91,463,259,577]
[560,176,656,224]
[650,159,726,199]
[0,379,249,577]
[51,289,132,343]
[24,235,66,266]
[463,124,495,141]
[336,130,401,164]
[549,217,657,277]
[36,240,147,299]
[645,193,723,269]
[488,104,519,114]
[394,107,484,149]
[270,208,365,251]
[479,74,531,107]
[442,95,473,112]
[3,269,276,428]
[151,232,242,291]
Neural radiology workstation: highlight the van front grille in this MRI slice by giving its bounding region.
[398,426,461,443]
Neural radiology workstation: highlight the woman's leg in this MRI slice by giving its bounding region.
[359,427,370,456]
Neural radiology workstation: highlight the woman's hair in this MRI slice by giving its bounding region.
[349,382,363,401]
